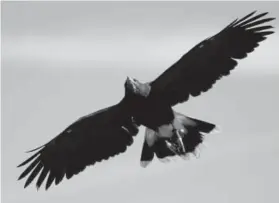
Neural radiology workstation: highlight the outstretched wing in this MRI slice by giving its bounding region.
[17,104,139,190]
[149,11,275,106]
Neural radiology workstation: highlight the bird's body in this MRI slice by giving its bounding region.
[125,94,173,130]
[122,78,186,142]
[17,11,275,190]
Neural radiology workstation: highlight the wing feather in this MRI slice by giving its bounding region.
[36,167,49,189]
[18,104,139,190]
[149,12,275,106]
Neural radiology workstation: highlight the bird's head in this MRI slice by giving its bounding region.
[124,77,150,97]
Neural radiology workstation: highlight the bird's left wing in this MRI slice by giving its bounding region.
[149,11,275,106]
[17,104,139,190]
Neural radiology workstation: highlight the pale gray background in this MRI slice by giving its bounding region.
[2,1,279,203]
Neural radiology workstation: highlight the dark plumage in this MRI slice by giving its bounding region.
[18,11,275,190]
[150,11,275,106]
[18,105,139,190]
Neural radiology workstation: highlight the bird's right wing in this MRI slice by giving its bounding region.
[17,104,139,190]
[149,11,275,106]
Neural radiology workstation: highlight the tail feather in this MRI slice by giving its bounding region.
[183,129,204,153]
[140,112,219,167]
[153,139,176,159]
[175,111,217,133]
[140,140,155,168]
[177,113,218,153]
[187,117,216,133]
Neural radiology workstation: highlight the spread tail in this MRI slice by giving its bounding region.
[175,112,218,153]
[140,112,219,167]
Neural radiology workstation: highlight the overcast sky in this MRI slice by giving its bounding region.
[2,1,279,72]
[2,1,279,203]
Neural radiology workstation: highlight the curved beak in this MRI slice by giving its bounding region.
[126,77,135,86]
[125,76,136,91]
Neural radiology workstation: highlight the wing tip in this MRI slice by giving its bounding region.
[17,152,40,168]
[25,145,45,153]
[230,11,275,29]
[17,174,24,181]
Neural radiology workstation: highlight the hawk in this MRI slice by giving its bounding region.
[18,11,275,190]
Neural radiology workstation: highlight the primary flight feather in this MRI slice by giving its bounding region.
[18,11,275,190]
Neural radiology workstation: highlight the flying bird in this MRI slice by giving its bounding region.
[18,11,275,190]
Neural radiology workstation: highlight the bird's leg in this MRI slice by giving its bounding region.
[165,123,186,155]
